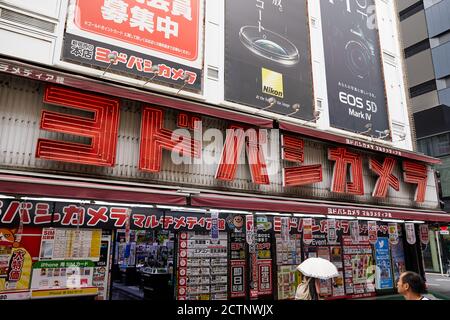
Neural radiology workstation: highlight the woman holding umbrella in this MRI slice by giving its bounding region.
[295,257,339,300]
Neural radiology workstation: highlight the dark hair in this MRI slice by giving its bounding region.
[401,272,428,294]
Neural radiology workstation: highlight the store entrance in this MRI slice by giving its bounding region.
[111,229,175,300]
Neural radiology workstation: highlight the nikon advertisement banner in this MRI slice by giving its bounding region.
[321,0,389,135]
[224,0,314,120]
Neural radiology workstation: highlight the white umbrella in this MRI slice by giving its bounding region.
[297,257,339,280]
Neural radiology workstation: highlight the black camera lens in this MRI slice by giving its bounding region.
[345,40,370,79]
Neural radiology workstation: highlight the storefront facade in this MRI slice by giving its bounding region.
[0,62,449,300]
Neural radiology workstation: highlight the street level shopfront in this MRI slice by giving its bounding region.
[0,59,449,300]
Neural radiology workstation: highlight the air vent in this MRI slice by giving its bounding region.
[383,52,396,66]
[207,66,219,80]
[0,8,55,33]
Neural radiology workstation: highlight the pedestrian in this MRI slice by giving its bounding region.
[397,271,429,300]
[295,274,320,300]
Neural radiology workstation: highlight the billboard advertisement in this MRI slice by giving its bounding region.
[321,0,389,136]
[64,0,204,91]
[224,0,314,120]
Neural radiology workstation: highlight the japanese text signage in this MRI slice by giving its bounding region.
[65,0,203,90]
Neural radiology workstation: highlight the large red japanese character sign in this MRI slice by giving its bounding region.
[328,147,364,195]
[36,86,120,166]
[71,0,202,64]
[369,157,399,198]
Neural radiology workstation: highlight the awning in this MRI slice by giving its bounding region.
[279,121,441,165]
[191,193,450,223]
[0,174,187,205]
[0,58,274,129]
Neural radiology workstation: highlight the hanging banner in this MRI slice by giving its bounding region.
[302,218,313,245]
[419,224,429,245]
[327,219,337,244]
[374,238,394,289]
[350,220,360,244]
[320,0,389,135]
[405,223,416,245]
[388,223,399,245]
[210,210,219,245]
[246,215,255,246]
[224,0,314,120]
[281,217,290,242]
[367,221,378,244]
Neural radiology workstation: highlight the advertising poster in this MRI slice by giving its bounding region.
[327,219,337,244]
[277,265,299,300]
[405,223,416,245]
[321,0,389,135]
[388,223,399,245]
[302,218,313,245]
[350,220,359,244]
[229,232,246,298]
[257,259,272,296]
[93,235,111,300]
[64,0,204,91]
[419,224,429,245]
[342,236,376,297]
[390,240,406,283]
[210,210,219,245]
[374,238,393,289]
[275,234,301,266]
[225,0,314,120]
[30,260,95,290]
[367,221,378,244]
[246,215,255,246]
[281,217,290,242]
[330,246,345,297]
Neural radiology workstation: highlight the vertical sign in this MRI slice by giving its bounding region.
[246,215,255,246]
[350,220,359,244]
[210,210,219,245]
[367,221,378,244]
[388,223,399,245]
[405,223,416,245]
[321,0,389,135]
[419,225,429,245]
[327,219,337,244]
[281,217,290,242]
[225,0,314,120]
[374,238,393,289]
[303,218,313,245]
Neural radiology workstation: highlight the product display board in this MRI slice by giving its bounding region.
[256,232,273,296]
[177,231,228,300]
[30,260,95,290]
[229,232,246,298]
[275,234,301,300]
[342,236,376,298]
[330,246,346,298]
[39,228,101,261]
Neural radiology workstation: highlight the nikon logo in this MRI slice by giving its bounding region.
[262,68,284,98]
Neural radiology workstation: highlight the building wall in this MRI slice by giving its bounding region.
[0,0,414,151]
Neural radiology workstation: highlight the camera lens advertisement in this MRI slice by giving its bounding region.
[224,0,314,120]
[321,0,389,136]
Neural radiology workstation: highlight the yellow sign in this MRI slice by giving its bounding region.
[31,287,98,298]
[262,68,284,98]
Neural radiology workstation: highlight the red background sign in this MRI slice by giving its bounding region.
[74,0,200,61]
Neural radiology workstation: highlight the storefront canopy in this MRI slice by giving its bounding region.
[190,192,450,223]
[0,173,187,205]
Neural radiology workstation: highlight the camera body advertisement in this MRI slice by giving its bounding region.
[225,0,314,120]
[64,0,204,91]
[321,0,389,135]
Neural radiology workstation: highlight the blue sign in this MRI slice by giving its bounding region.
[374,238,393,289]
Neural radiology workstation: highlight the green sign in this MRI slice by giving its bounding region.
[33,260,95,269]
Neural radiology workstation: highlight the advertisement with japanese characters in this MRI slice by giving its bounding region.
[374,238,393,290]
[64,0,204,91]
[321,0,389,135]
[224,0,314,120]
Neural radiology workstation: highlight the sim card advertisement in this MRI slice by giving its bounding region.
[224,0,314,120]
[321,0,389,136]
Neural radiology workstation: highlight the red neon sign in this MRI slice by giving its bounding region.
[36,86,120,166]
